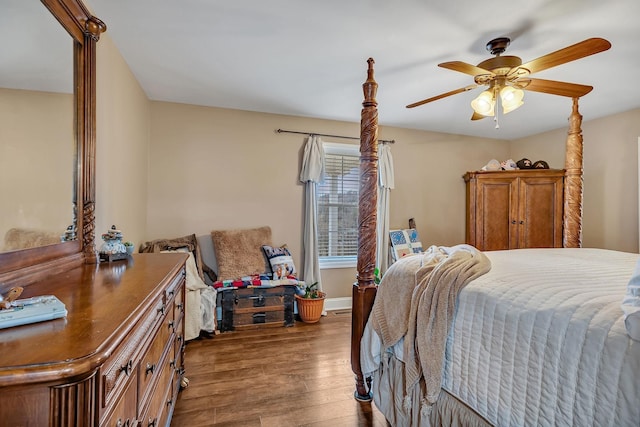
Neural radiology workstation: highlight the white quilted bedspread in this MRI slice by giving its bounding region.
[442,248,640,427]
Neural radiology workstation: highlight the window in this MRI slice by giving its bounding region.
[318,142,359,268]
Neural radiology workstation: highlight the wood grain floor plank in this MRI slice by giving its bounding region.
[172,311,388,426]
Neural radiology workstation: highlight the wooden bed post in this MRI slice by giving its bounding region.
[563,97,584,248]
[351,58,379,402]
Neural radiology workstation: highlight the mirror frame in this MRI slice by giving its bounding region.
[0,0,105,289]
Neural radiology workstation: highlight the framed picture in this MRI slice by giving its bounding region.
[389,228,423,262]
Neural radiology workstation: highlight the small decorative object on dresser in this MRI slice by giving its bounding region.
[124,241,135,255]
[295,282,325,324]
[99,225,129,262]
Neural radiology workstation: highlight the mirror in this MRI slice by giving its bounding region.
[0,0,105,289]
[0,0,74,253]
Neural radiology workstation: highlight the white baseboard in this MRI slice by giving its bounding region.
[324,296,352,312]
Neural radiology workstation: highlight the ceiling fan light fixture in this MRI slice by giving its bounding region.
[471,90,495,116]
[500,86,524,114]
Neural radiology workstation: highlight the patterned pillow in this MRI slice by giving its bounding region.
[262,245,297,279]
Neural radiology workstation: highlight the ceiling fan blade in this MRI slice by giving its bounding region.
[439,61,494,77]
[471,112,488,121]
[518,78,593,97]
[406,85,477,108]
[511,37,611,76]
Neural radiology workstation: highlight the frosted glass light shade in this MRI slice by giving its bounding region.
[471,90,495,116]
[500,86,524,114]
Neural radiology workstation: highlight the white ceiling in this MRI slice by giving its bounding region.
[7,0,640,141]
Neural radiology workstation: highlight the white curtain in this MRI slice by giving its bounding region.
[376,143,395,276]
[299,135,325,291]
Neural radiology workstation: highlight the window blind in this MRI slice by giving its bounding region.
[317,152,360,258]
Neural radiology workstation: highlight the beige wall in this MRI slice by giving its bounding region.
[0,88,73,248]
[511,108,640,253]
[147,102,507,297]
[91,33,639,300]
[95,34,151,249]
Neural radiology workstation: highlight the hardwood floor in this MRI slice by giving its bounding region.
[171,310,388,427]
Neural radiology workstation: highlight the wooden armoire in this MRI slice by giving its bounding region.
[464,169,564,251]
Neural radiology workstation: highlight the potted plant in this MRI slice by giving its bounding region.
[124,241,135,255]
[295,282,325,323]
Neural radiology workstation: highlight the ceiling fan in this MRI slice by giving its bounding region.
[406,37,611,121]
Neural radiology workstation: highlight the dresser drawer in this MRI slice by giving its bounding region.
[165,269,185,303]
[172,283,184,326]
[138,313,172,411]
[139,351,175,427]
[101,371,137,427]
[101,295,165,411]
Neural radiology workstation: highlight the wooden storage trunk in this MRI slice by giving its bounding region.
[218,285,295,331]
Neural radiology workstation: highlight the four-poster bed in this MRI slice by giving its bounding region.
[351,59,639,426]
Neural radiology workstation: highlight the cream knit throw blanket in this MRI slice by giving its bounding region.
[370,244,491,410]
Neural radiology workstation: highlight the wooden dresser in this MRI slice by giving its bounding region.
[464,169,564,250]
[0,253,187,427]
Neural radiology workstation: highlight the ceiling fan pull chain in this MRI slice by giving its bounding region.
[494,90,500,129]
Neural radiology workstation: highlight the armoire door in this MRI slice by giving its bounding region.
[516,174,564,248]
[475,176,517,250]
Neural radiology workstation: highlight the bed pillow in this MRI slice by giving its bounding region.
[262,245,297,279]
[211,226,272,281]
[622,257,640,341]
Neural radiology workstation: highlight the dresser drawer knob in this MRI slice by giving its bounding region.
[157,305,165,315]
[119,360,132,376]
[116,419,131,427]
[148,417,158,427]
[145,362,156,375]
[168,320,175,330]
[170,358,176,368]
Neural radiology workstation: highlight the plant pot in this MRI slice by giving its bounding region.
[295,292,325,323]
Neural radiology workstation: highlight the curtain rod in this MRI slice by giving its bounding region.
[276,128,394,144]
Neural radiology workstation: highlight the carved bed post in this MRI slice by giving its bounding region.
[563,97,584,248]
[351,58,379,401]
